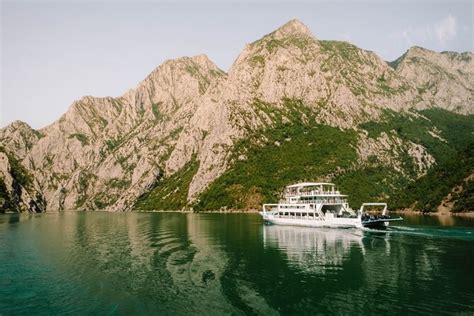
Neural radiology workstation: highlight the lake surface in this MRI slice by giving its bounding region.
[1,212,474,315]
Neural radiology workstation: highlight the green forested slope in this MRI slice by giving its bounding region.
[359,109,474,211]
[196,109,473,212]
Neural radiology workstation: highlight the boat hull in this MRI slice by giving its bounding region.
[261,214,362,229]
[361,217,403,229]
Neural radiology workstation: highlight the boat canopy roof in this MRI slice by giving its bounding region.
[286,182,335,189]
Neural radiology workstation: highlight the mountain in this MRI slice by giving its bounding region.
[1,19,473,213]
[1,54,225,212]
[390,46,473,114]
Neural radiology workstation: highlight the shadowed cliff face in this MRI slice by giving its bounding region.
[1,19,473,212]
[0,147,45,213]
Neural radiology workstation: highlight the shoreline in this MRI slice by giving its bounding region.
[393,209,474,218]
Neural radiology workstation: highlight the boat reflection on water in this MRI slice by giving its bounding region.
[263,225,367,274]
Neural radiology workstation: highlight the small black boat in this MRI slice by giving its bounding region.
[360,203,403,229]
[361,216,404,229]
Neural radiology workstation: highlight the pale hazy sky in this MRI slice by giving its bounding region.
[1,0,473,129]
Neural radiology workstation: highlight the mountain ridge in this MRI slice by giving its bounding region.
[1,19,473,213]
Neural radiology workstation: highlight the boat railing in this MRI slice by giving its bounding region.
[286,199,348,205]
[359,203,388,216]
[286,191,342,197]
[262,204,280,213]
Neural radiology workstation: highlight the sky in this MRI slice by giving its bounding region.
[1,0,473,129]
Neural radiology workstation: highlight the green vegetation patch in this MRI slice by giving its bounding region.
[0,176,14,213]
[75,171,97,208]
[376,74,399,95]
[266,39,285,53]
[33,130,45,139]
[151,102,163,121]
[251,97,313,124]
[134,158,200,210]
[264,35,311,54]
[195,122,358,211]
[334,166,410,210]
[320,40,362,62]
[185,62,211,94]
[69,133,90,146]
[249,55,265,67]
[93,191,119,210]
[0,147,33,189]
[453,179,474,212]
[106,138,122,151]
[107,178,131,190]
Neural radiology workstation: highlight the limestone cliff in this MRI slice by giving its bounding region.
[2,55,225,211]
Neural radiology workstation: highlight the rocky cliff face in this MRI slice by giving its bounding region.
[391,46,474,114]
[1,55,225,211]
[1,19,473,212]
[0,148,45,213]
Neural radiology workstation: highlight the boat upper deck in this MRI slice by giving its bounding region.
[284,182,347,198]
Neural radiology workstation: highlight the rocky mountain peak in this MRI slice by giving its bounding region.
[159,54,216,69]
[189,54,221,70]
[401,46,473,66]
[130,54,225,95]
[407,46,430,54]
[2,120,34,133]
[392,45,474,114]
[0,120,40,159]
[273,19,313,39]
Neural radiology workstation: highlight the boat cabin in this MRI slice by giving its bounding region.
[283,182,348,205]
[262,182,356,220]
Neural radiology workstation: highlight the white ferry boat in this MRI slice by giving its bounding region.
[260,182,402,229]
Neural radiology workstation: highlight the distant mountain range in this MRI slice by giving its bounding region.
[1,19,473,213]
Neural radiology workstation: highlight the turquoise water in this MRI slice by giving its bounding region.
[0,212,473,315]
